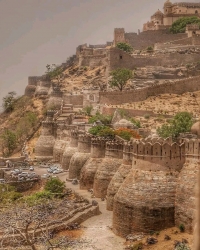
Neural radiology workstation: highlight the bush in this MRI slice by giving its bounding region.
[170,16,200,34]
[179,223,185,232]
[24,191,53,205]
[175,243,191,250]
[130,118,141,128]
[157,112,193,139]
[144,114,150,119]
[44,178,65,194]
[0,129,17,157]
[88,126,115,139]
[147,46,153,52]
[2,91,17,112]
[115,128,141,141]
[88,113,112,125]
[116,42,133,53]
[0,184,22,202]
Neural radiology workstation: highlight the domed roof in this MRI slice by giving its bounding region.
[164,0,172,7]
[191,121,200,136]
[153,9,164,16]
[118,119,131,124]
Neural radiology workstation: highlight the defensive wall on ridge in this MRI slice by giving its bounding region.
[99,75,200,105]
[107,47,200,71]
[114,28,188,50]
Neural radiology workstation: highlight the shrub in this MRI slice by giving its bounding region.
[116,42,133,53]
[88,126,115,139]
[170,16,200,34]
[144,114,150,119]
[115,128,141,141]
[88,113,112,125]
[130,118,141,128]
[147,46,153,52]
[175,243,191,250]
[157,112,193,139]
[44,178,65,194]
[2,91,17,112]
[179,223,185,232]
[0,129,17,157]
[0,184,22,202]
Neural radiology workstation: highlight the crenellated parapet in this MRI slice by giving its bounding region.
[105,140,124,159]
[78,133,93,153]
[91,137,111,158]
[123,141,133,165]
[184,139,200,160]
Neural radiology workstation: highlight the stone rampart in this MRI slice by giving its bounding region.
[80,138,111,190]
[107,47,200,72]
[93,140,123,198]
[100,75,200,105]
[124,30,187,50]
[63,95,83,106]
[106,142,133,210]
[68,133,92,179]
[112,139,187,236]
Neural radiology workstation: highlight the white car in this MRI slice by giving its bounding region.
[53,169,63,174]
[29,166,34,171]
[41,174,51,179]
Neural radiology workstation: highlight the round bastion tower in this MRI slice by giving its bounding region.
[113,138,185,237]
[80,137,111,190]
[93,140,123,198]
[68,133,92,179]
[106,141,133,211]
[175,139,199,233]
[35,111,56,161]
[61,129,80,170]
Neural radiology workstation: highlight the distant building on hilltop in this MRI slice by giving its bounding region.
[143,1,200,31]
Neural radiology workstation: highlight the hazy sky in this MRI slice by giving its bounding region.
[0,0,199,108]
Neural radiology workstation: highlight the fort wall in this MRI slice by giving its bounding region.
[100,75,200,105]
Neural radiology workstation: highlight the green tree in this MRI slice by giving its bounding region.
[2,91,17,112]
[170,16,200,34]
[88,125,115,138]
[157,112,193,139]
[0,129,17,157]
[45,64,64,86]
[109,68,133,91]
[44,177,65,194]
[116,42,133,53]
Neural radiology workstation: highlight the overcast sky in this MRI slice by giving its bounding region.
[0,0,199,108]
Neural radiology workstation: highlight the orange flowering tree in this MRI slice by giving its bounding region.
[115,128,141,141]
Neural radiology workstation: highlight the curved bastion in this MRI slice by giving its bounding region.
[113,140,185,237]
[68,133,92,179]
[106,141,133,211]
[93,140,123,198]
[80,137,110,190]
[175,139,199,233]
[35,121,56,161]
[61,129,80,170]
[46,88,63,110]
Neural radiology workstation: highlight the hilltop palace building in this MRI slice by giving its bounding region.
[143,1,200,31]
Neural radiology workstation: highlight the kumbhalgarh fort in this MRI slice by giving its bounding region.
[0,1,200,250]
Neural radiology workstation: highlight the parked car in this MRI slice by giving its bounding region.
[11,169,21,175]
[18,172,29,178]
[41,174,51,179]
[53,169,64,174]
[29,166,34,171]
[0,179,5,183]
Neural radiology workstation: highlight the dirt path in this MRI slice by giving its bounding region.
[59,173,125,250]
